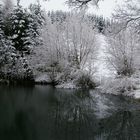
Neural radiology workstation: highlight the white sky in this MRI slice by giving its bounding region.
[12,0,124,18]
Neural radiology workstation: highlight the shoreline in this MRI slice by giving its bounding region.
[1,78,140,100]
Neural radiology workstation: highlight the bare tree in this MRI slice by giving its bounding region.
[66,0,101,8]
[114,0,140,33]
[107,1,140,76]
[41,12,97,68]
[44,0,102,8]
[106,27,140,77]
[31,12,97,83]
[62,13,97,69]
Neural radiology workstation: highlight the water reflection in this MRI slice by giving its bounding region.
[0,85,140,140]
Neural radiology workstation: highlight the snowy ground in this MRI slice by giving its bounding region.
[129,74,140,99]
[56,83,76,89]
[35,73,52,84]
[131,91,140,99]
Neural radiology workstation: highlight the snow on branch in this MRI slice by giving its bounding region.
[66,0,101,8]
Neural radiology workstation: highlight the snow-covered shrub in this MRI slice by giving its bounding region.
[0,53,34,82]
[11,56,34,81]
[36,12,98,87]
[107,27,140,77]
[54,63,79,86]
[74,70,96,89]
[101,76,137,95]
[56,67,96,88]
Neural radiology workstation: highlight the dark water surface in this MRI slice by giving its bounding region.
[0,85,140,140]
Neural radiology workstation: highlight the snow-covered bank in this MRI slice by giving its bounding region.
[130,90,140,99]
[56,83,77,89]
[94,34,140,100]
[34,69,96,89]
[99,73,140,99]
[129,73,140,99]
[35,74,52,84]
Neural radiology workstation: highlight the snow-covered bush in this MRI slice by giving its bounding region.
[101,76,137,95]
[34,12,98,87]
[106,27,140,77]
[74,70,96,89]
[56,67,96,88]
[0,53,34,82]
[11,56,34,81]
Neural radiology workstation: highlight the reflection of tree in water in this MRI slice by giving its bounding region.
[0,86,140,140]
[49,89,98,140]
[96,110,140,140]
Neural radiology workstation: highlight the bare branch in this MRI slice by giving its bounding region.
[66,0,101,8]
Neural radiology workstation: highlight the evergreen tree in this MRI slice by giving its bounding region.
[0,3,34,81]
[0,5,16,77]
[10,5,31,54]
[0,5,10,68]
[2,0,13,38]
[28,3,45,47]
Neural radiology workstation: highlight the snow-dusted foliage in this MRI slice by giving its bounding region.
[0,28,33,81]
[67,0,101,7]
[0,28,15,70]
[0,5,15,73]
[0,54,33,81]
[9,5,33,53]
[28,3,45,47]
[0,3,36,82]
[100,0,140,97]
[31,12,98,87]
[1,0,140,95]
[101,77,137,95]
[106,27,140,77]
[114,0,140,33]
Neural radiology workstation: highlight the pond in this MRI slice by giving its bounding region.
[0,85,140,140]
